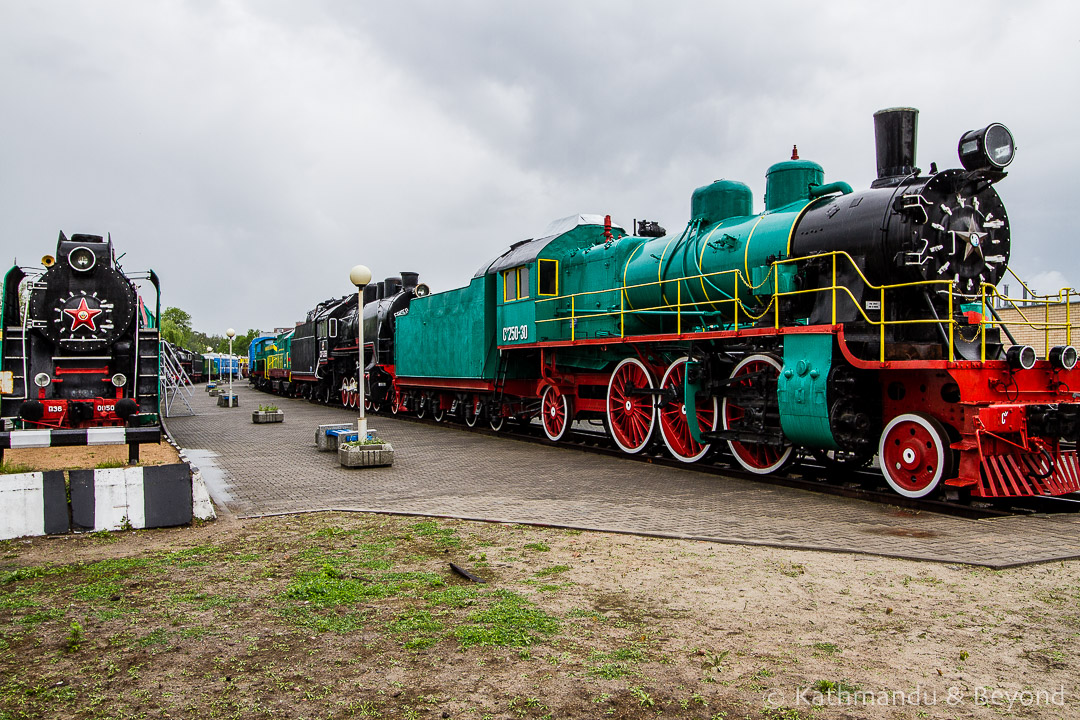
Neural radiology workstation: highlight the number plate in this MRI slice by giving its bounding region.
[500,325,529,343]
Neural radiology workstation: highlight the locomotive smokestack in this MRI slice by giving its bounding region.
[873,107,919,179]
[400,272,419,291]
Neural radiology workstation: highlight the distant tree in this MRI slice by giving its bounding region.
[188,330,211,354]
[185,325,263,356]
[160,306,192,346]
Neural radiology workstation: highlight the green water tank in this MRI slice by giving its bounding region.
[690,180,753,225]
[765,159,824,211]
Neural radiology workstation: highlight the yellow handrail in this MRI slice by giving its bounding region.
[980,284,1080,357]
[528,250,1079,361]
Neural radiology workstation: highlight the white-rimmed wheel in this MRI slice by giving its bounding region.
[341,379,351,407]
[416,394,427,419]
[658,357,717,463]
[879,413,953,498]
[722,353,793,474]
[606,357,656,454]
[433,399,446,423]
[464,398,481,428]
[541,385,573,442]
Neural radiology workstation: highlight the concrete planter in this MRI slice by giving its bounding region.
[217,394,239,408]
[339,442,394,468]
[252,410,284,424]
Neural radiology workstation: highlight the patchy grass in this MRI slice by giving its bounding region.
[1,511,1077,720]
[453,590,560,649]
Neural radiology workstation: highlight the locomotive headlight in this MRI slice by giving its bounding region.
[1006,344,1037,370]
[958,123,1015,171]
[67,246,97,272]
[34,372,52,387]
[1050,345,1078,370]
[111,373,128,387]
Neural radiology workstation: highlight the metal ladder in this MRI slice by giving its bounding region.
[159,340,195,417]
[1,326,28,402]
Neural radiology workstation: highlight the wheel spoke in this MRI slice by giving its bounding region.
[606,358,655,454]
[658,357,713,462]
[542,386,571,442]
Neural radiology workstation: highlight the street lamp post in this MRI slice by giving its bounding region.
[349,265,372,438]
[207,345,214,388]
[226,328,236,405]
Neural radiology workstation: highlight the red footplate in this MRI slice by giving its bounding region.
[976,448,1080,498]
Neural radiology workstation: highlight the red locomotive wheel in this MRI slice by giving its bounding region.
[878,413,952,498]
[659,357,716,463]
[721,354,793,474]
[340,380,350,407]
[606,357,656,454]
[541,385,573,442]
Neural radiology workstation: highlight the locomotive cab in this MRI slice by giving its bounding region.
[485,215,631,346]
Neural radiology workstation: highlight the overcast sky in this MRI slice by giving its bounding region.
[1,1,1077,335]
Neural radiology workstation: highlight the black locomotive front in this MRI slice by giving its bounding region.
[790,108,1014,359]
[1,233,157,428]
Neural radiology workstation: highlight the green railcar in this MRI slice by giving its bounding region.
[250,328,293,394]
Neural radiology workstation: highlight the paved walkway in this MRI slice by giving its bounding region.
[165,383,1080,568]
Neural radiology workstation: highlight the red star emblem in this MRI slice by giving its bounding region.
[63,297,103,332]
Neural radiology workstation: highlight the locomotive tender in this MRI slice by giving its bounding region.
[1,233,161,449]
[254,108,1080,500]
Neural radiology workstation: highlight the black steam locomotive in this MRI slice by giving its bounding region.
[253,272,428,408]
[1,233,160,431]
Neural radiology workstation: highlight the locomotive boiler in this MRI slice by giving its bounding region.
[1,233,160,431]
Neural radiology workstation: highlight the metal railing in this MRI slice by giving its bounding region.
[980,268,1078,358]
[532,252,1080,363]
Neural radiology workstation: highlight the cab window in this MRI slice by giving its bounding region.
[538,259,557,296]
[503,266,530,302]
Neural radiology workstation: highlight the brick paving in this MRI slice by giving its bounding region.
[165,383,1080,568]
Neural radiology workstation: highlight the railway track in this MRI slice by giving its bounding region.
[370,405,1080,520]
